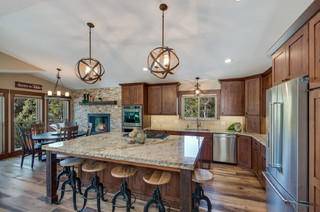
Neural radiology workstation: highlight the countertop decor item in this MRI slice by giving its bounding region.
[227,122,242,132]
[147,3,179,79]
[75,22,105,84]
[136,129,146,144]
[129,127,139,138]
[45,68,71,99]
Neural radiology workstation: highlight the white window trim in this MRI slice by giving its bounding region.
[182,94,217,120]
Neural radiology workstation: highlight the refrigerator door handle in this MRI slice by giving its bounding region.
[273,102,283,170]
[268,103,274,166]
[263,172,291,205]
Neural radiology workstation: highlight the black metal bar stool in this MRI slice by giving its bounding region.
[55,157,84,210]
[143,170,171,212]
[78,160,108,212]
[111,165,138,212]
[192,168,213,212]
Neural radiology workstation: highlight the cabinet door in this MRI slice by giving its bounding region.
[201,138,213,162]
[252,145,259,176]
[287,24,309,80]
[272,45,288,86]
[246,115,261,133]
[237,135,252,169]
[161,84,177,115]
[129,85,143,105]
[148,86,162,115]
[309,89,320,212]
[245,77,261,116]
[220,81,245,116]
[261,72,272,134]
[121,86,131,105]
[310,12,320,89]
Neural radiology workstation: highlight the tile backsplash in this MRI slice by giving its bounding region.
[150,115,245,131]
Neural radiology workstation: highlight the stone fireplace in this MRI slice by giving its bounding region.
[88,113,110,135]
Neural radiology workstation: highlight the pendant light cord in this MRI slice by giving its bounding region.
[162,10,164,47]
[89,26,92,59]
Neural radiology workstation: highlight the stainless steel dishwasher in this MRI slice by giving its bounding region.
[213,133,237,164]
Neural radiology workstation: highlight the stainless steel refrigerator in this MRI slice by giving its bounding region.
[263,77,309,212]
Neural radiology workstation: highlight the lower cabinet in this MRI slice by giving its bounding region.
[237,135,252,169]
[251,138,266,188]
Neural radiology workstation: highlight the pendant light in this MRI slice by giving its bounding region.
[194,77,202,96]
[46,68,71,99]
[147,4,179,79]
[75,22,105,84]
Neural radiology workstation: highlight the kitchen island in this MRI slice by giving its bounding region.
[42,132,203,211]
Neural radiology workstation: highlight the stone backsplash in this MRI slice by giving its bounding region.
[73,87,122,132]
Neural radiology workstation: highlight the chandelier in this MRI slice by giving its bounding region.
[194,77,202,96]
[75,22,105,84]
[46,68,71,99]
[147,4,179,79]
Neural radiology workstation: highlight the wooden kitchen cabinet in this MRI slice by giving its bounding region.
[272,24,309,86]
[245,77,261,133]
[220,81,245,116]
[120,83,146,105]
[148,85,162,115]
[309,11,320,89]
[237,135,252,169]
[261,70,272,134]
[251,138,266,188]
[309,89,320,212]
[148,83,179,115]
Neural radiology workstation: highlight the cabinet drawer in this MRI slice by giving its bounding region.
[260,144,266,157]
[252,139,261,150]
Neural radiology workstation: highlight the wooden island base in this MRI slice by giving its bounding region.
[46,151,195,211]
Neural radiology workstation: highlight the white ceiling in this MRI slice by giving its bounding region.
[0,0,313,89]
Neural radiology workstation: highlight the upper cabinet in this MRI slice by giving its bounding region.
[272,24,309,86]
[245,77,261,133]
[220,81,245,116]
[148,83,179,115]
[309,11,320,89]
[120,83,147,106]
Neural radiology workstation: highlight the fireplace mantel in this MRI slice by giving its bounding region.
[79,101,117,105]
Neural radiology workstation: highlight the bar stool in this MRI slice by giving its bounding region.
[111,165,138,212]
[79,160,108,212]
[55,157,84,210]
[192,168,213,212]
[143,170,171,212]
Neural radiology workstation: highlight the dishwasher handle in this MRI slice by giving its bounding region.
[213,134,236,138]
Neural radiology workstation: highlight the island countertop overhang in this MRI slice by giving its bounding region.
[42,132,204,171]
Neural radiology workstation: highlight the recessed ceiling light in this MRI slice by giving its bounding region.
[224,58,233,64]
[143,67,148,71]
[235,0,241,2]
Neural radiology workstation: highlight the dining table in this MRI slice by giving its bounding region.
[32,130,87,142]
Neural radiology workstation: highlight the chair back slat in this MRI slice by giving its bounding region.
[60,126,78,141]
[18,127,34,153]
[32,123,46,134]
[87,123,93,136]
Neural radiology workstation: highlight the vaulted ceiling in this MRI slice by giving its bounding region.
[0,0,313,89]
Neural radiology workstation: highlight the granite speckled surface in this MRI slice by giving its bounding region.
[42,132,203,170]
[145,128,266,146]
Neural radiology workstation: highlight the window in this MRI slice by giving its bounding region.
[48,99,69,131]
[182,94,217,120]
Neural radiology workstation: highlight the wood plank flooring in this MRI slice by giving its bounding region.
[0,157,267,212]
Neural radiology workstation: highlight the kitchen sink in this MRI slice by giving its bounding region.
[184,128,211,131]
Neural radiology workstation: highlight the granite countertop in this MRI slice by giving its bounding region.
[145,128,266,146]
[42,132,203,170]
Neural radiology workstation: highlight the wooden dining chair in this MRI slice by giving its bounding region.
[64,122,77,127]
[18,127,44,168]
[87,123,93,136]
[59,126,78,141]
[32,123,46,134]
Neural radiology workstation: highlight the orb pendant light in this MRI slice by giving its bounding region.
[147,4,179,79]
[194,77,202,96]
[75,22,105,84]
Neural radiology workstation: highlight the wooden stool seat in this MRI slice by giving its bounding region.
[143,170,171,186]
[192,168,213,183]
[111,165,138,178]
[60,157,85,167]
[82,160,108,172]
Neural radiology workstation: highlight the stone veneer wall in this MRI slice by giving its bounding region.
[73,87,122,132]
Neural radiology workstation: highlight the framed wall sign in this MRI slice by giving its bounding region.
[15,81,42,90]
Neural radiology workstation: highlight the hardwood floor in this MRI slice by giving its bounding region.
[0,157,267,212]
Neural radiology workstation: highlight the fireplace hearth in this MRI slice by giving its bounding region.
[88,113,110,135]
